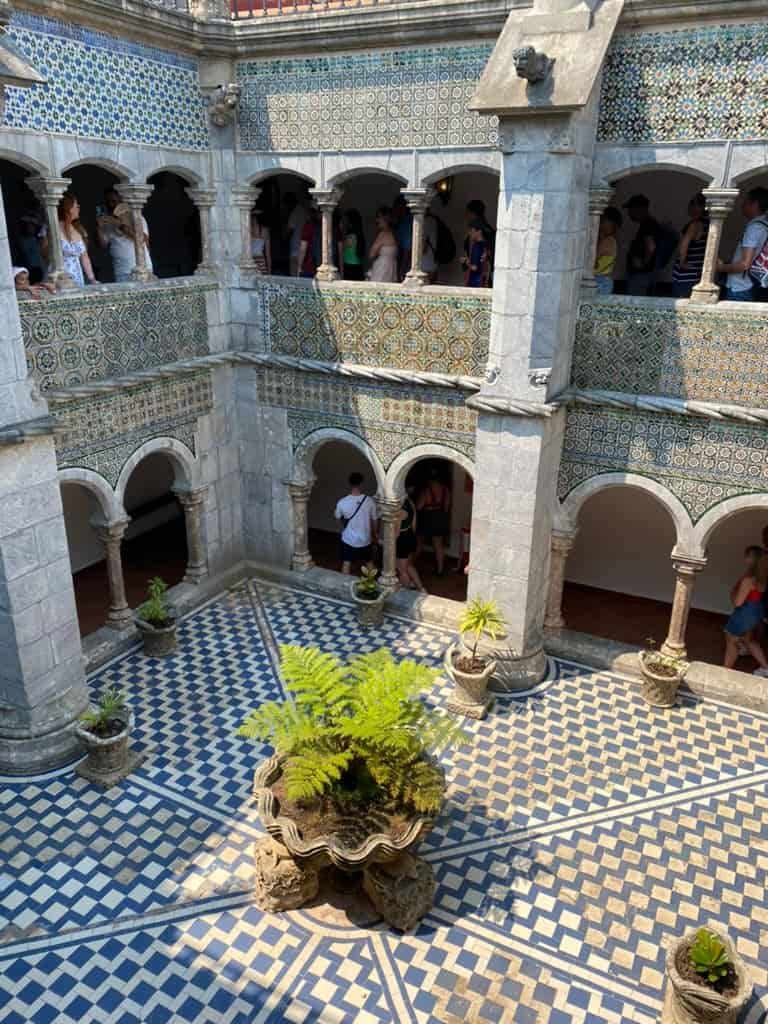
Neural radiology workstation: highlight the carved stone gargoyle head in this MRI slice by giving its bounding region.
[209,83,242,127]
[512,45,554,84]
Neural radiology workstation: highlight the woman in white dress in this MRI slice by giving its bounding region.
[51,194,97,287]
[250,209,271,274]
[367,207,398,283]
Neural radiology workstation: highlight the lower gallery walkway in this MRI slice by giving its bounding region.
[1,582,766,1022]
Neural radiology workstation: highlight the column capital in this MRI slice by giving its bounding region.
[551,529,577,556]
[27,175,72,204]
[702,187,740,220]
[587,187,615,216]
[232,184,261,209]
[288,481,314,501]
[402,188,435,214]
[185,187,217,209]
[671,553,707,576]
[174,486,208,509]
[93,518,131,544]
[377,497,403,520]
[115,183,154,209]
[309,188,342,211]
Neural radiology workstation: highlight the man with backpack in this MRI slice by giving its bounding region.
[624,194,678,296]
[717,188,768,302]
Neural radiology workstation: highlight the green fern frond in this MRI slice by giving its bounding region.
[238,700,320,754]
[282,748,354,802]
[279,645,354,716]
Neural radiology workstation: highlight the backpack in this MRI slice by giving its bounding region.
[431,216,456,265]
[748,219,768,287]
[654,222,680,270]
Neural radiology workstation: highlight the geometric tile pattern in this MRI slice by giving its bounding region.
[558,405,768,521]
[599,22,768,143]
[21,283,214,393]
[237,45,498,152]
[572,301,768,409]
[1,581,766,1023]
[51,371,213,485]
[4,12,208,149]
[257,281,491,378]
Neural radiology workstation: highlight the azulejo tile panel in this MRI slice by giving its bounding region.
[5,12,208,149]
[598,23,768,144]
[50,370,213,485]
[21,283,214,393]
[558,405,768,521]
[258,280,491,377]
[237,46,498,152]
[572,302,768,408]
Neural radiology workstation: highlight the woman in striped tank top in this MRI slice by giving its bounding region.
[671,194,709,298]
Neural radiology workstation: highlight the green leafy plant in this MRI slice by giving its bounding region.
[459,597,506,660]
[238,645,468,814]
[690,928,731,985]
[355,566,380,598]
[641,636,688,675]
[80,688,127,737]
[138,577,172,626]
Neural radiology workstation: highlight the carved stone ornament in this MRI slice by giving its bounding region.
[253,837,320,912]
[512,46,554,84]
[209,83,242,128]
[528,368,552,387]
[362,853,436,932]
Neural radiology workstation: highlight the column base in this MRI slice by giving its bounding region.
[195,263,217,278]
[403,270,429,287]
[690,283,720,304]
[660,640,687,659]
[0,686,90,775]
[47,270,77,291]
[183,563,209,585]
[544,613,566,630]
[580,278,598,294]
[291,553,315,572]
[379,572,399,590]
[315,265,340,283]
[105,608,135,631]
[130,268,157,283]
[475,638,547,692]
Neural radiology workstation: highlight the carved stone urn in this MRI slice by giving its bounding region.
[662,927,752,1024]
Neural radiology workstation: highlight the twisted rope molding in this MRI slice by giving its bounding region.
[465,394,561,418]
[0,416,55,446]
[564,388,768,425]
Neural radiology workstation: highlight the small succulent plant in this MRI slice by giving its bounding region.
[356,566,380,597]
[690,928,731,985]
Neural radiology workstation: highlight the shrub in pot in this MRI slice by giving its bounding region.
[136,576,177,656]
[350,566,388,628]
[444,597,506,718]
[75,688,137,787]
[663,926,752,1024]
[639,637,688,708]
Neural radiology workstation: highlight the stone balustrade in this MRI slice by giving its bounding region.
[19,278,216,393]
[252,278,491,377]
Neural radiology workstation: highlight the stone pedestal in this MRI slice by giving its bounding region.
[363,854,435,932]
[309,189,342,283]
[690,189,739,305]
[115,184,156,283]
[288,481,314,572]
[253,837,320,912]
[174,487,209,584]
[403,189,435,286]
[661,555,706,659]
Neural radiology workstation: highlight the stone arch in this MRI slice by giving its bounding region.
[0,150,51,176]
[61,158,133,182]
[327,167,408,190]
[293,428,386,493]
[144,164,204,186]
[693,494,768,559]
[420,161,500,187]
[115,437,197,510]
[606,162,713,186]
[58,467,122,522]
[386,443,476,500]
[731,164,768,186]
[247,167,316,188]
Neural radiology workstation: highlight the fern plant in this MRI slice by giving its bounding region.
[80,688,127,737]
[138,577,173,626]
[459,597,506,660]
[690,928,731,986]
[239,645,468,814]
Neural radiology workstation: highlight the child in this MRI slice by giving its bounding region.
[462,220,490,288]
[724,545,768,676]
[13,267,55,299]
[593,206,622,295]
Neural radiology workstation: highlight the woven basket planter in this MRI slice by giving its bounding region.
[639,653,684,708]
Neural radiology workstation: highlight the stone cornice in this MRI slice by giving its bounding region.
[616,0,768,30]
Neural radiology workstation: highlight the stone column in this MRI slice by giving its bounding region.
[186,187,217,276]
[660,556,706,659]
[582,187,614,292]
[95,520,134,630]
[27,176,75,289]
[115,183,156,283]
[543,530,577,629]
[378,498,402,590]
[309,189,342,283]
[232,185,262,272]
[288,482,314,572]
[403,188,435,286]
[690,188,740,304]
[174,487,209,584]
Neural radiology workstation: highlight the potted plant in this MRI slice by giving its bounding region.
[639,637,688,708]
[444,597,506,718]
[240,645,467,928]
[75,688,137,787]
[663,926,752,1024]
[350,566,388,628]
[135,576,177,657]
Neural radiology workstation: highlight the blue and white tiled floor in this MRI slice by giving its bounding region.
[1,581,767,1023]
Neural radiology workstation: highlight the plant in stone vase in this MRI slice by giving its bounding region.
[638,637,688,709]
[135,576,178,657]
[355,566,380,601]
[457,598,506,673]
[80,687,127,738]
[444,597,507,719]
[663,926,752,1024]
[350,566,388,628]
[75,687,138,787]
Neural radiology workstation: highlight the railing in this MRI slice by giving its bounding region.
[231,0,423,17]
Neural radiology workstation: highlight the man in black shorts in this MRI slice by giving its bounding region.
[334,472,378,574]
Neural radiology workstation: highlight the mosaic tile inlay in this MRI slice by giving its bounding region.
[1,582,766,1023]
[598,22,768,144]
[21,283,214,393]
[5,12,208,149]
[559,405,768,521]
[237,45,498,151]
[572,301,768,408]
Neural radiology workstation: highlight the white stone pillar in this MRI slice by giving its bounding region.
[377,498,401,590]
[115,183,156,283]
[403,188,435,286]
[309,189,342,283]
[582,187,614,292]
[690,189,740,305]
[174,487,209,583]
[660,556,706,659]
[186,187,217,276]
[288,482,314,572]
[232,185,262,272]
[27,175,76,290]
[543,530,577,629]
[94,519,134,630]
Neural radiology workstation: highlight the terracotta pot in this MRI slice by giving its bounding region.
[350,583,387,628]
[444,642,496,712]
[75,714,131,779]
[639,652,684,707]
[252,754,443,872]
[662,927,752,1024]
[136,616,177,657]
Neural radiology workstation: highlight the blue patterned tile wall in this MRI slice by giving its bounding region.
[237,45,498,152]
[4,12,208,150]
[598,22,768,144]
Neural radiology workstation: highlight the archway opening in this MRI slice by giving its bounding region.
[64,164,121,283]
[145,171,201,278]
[0,158,46,283]
[60,483,111,637]
[120,453,188,605]
[608,169,711,297]
[422,169,499,287]
[720,170,768,303]
[253,173,316,277]
[307,441,379,573]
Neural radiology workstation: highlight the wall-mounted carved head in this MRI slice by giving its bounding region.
[210,83,242,127]
[512,46,554,84]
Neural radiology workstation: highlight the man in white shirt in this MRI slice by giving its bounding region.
[717,187,768,301]
[334,472,379,574]
[97,188,153,283]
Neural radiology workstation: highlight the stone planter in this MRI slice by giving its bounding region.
[444,642,496,719]
[350,583,387,628]
[639,653,684,708]
[75,712,143,788]
[662,928,752,1024]
[136,616,177,657]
